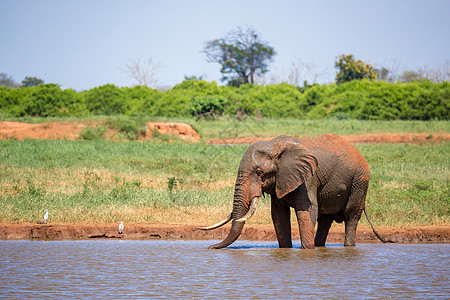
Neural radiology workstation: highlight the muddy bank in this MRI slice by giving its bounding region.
[1,121,449,144]
[0,223,448,243]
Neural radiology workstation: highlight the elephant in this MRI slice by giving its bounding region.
[200,134,386,249]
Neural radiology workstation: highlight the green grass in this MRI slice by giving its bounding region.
[361,143,449,226]
[0,138,448,226]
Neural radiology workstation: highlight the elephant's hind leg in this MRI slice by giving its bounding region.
[344,179,368,246]
[315,214,334,246]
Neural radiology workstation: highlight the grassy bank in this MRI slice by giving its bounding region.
[0,139,448,226]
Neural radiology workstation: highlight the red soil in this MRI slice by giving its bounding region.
[0,120,448,144]
[0,121,200,142]
[145,122,200,142]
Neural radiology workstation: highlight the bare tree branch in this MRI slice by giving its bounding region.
[382,59,403,82]
[418,60,450,83]
[280,59,326,86]
[125,58,161,87]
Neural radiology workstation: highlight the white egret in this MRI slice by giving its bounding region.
[118,221,124,234]
[44,209,48,224]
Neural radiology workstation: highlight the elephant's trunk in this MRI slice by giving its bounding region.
[208,220,245,249]
[207,178,260,248]
[207,197,259,249]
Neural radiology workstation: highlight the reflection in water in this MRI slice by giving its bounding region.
[0,240,448,299]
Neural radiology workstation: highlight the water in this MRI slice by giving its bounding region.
[0,240,448,299]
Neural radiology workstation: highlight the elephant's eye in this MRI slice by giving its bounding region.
[256,169,263,177]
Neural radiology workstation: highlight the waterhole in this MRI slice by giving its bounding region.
[0,240,448,299]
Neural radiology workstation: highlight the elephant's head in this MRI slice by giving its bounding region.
[200,136,318,249]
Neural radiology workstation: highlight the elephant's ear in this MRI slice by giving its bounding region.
[275,143,317,199]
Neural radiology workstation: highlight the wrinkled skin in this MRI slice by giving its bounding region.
[206,134,370,249]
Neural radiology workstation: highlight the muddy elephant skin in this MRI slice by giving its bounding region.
[202,134,372,249]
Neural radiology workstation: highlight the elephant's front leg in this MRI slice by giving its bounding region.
[296,210,315,249]
[271,197,292,248]
[294,184,316,249]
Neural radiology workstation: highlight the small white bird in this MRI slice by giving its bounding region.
[118,221,124,234]
[43,209,48,224]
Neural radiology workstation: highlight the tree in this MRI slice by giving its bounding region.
[203,26,276,86]
[418,60,450,83]
[281,58,326,86]
[125,57,161,87]
[0,73,20,88]
[374,67,390,81]
[399,70,423,83]
[380,59,403,82]
[21,76,44,87]
[335,54,377,84]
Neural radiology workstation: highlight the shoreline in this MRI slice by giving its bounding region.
[1,223,448,244]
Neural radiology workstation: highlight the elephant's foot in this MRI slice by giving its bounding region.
[344,221,358,246]
[297,211,315,249]
[344,241,356,246]
[315,215,333,247]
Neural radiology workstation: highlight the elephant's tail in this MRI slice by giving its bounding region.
[364,207,393,243]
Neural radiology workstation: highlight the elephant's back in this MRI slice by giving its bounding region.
[307,134,370,180]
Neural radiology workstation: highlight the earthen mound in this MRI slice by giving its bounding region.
[0,121,200,142]
[144,122,200,142]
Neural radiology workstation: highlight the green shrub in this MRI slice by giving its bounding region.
[306,80,450,120]
[1,79,448,120]
[122,85,161,115]
[82,84,127,115]
[79,126,107,140]
[21,84,86,117]
[0,86,31,117]
[151,79,225,117]
[107,117,147,140]
[188,96,226,119]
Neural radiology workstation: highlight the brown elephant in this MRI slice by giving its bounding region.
[200,134,386,249]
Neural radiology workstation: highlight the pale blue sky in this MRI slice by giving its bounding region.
[1,0,449,90]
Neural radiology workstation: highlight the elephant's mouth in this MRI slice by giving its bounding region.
[198,197,259,230]
[262,174,276,194]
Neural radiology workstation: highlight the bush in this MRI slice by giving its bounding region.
[0,86,31,117]
[23,84,86,117]
[0,79,448,120]
[188,96,225,119]
[82,84,127,115]
[79,126,107,140]
[107,117,147,140]
[305,80,450,120]
[122,85,161,115]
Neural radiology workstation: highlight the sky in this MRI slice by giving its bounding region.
[1,0,449,91]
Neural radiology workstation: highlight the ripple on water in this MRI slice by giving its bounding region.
[0,240,448,299]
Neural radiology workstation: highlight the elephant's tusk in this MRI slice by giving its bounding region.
[197,213,232,230]
[236,197,259,223]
